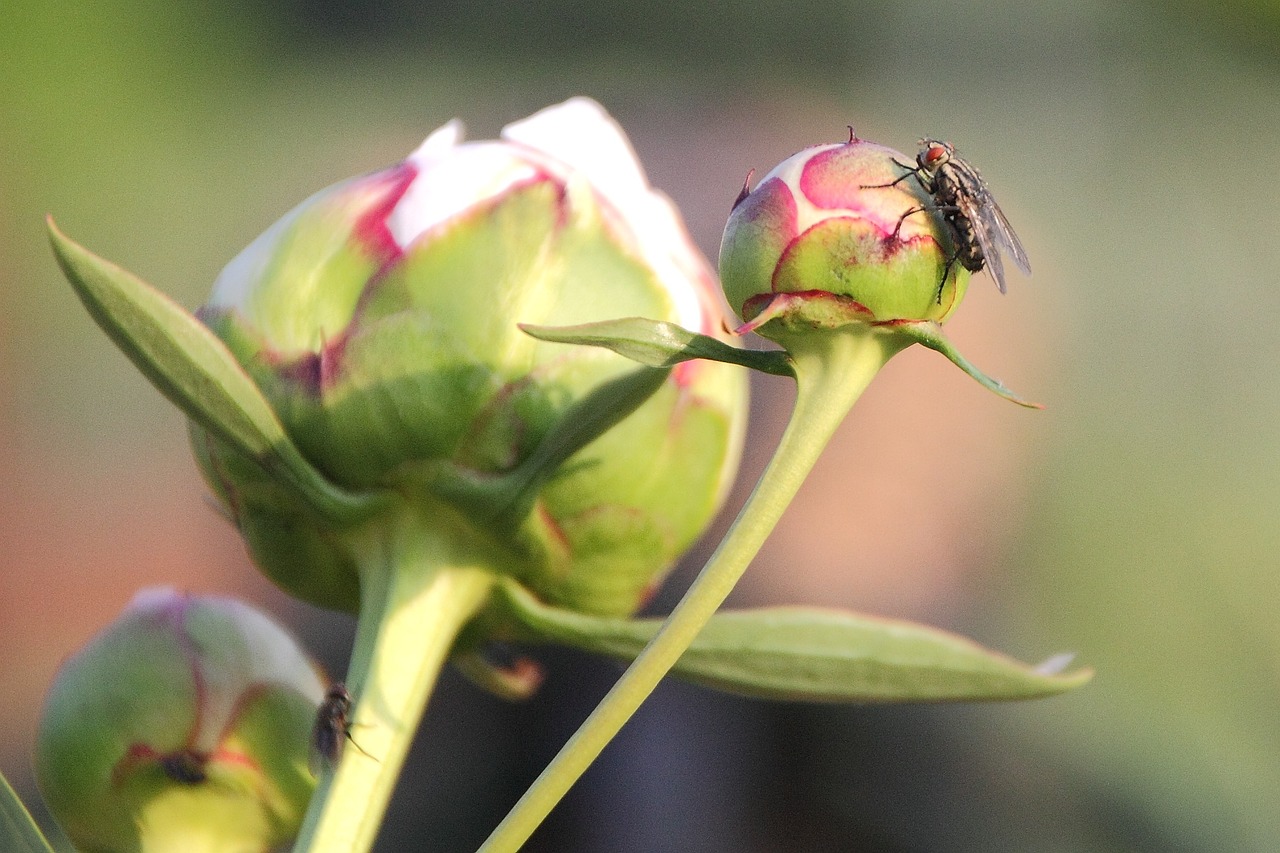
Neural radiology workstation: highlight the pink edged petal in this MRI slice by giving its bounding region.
[503,98,720,333]
[799,145,886,210]
[798,141,937,239]
[718,175,799,317]
[208,167,418,312]
[351,163,419,260]
[732,176,800,252]
[391,140,543,249]
[128,589,326,754]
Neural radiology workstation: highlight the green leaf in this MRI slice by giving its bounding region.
[0,770,55,853]
[521,317,794,377]
[48,219,386,523]
[494,365,671,524]
[496,579,1091,703]
[882,319,1043,408]
[434,366,672,530]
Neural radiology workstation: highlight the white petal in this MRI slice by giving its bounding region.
[501,97,649,222]
[409,118,465,162]
[391,139,539,249]
[504,98,714,331]
[390,99,721,333]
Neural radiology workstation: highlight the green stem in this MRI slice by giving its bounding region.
[478,325,909,852]
[294,513,497,853]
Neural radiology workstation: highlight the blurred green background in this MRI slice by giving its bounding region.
[4,1,1280,850]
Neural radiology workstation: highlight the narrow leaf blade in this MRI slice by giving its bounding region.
[48,219,381,522]
[521,317,794,377]
[0,771,56,853]
[433,366,672,529]
[655,607,1091,702]
[495,366,671,523]
[498,580,1091,703]
[885,319,1043,409]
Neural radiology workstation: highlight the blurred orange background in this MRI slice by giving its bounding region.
[4,1,1279,849]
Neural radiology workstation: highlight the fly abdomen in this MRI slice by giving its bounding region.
[949,214,986,273]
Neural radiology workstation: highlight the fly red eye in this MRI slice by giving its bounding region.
[924,144,948,166]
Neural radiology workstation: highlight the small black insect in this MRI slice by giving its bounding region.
[160,750,208,785]
[310,682,373,774]
[868,139,1030,298]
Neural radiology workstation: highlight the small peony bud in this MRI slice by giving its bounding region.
[718,135,967,336]
[194,98,747,617]
[35,588,325,853]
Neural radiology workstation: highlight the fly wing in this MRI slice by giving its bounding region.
[310,720,341,776]
[981,191,1031,276]
[953,161,1030,293]
[976,212,1009,294]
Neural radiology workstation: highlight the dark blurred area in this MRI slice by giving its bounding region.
[5,0,1280,849]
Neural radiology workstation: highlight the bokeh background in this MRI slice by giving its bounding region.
[4,1,1279,850]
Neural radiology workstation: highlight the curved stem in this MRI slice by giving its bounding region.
[295,515,497,853]
[478,326,909,852]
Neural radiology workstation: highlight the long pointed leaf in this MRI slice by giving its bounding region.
[497,580,1091,703]
[433,366,672,530]
[521,317,794,377]
[494,366,671,525]
[48,219,384,523]
[0,771,55,853]
[883,319,1042,408]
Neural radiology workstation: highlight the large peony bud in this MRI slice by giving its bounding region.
[193,98,747,617]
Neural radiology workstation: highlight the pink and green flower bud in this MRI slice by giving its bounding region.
[719,136,966,337]
[195,98,747,617]
[35,588,325,853]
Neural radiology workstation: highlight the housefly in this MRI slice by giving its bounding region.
[310,682,373,774]
[867,139,1030,297]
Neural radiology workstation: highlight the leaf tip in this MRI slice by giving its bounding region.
[1034,652,1094,691]
[45,215,74,260]
[1032,652,1076,675]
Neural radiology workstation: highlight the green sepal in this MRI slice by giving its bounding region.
[0,771,55,853]
[47,219,388,523]
[882,319,1043,408]
[191,420,363,611]
[736,290,876,336]
[433,365,672,532]
[521,317,794,378]
[494,579,1091,703]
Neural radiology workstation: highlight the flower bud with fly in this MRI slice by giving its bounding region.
[864,139,1031,300]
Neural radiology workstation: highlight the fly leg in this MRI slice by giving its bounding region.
[889,202,961,240]
[935,253,959,304]
[344,726,377,761]
[860,160,920,190]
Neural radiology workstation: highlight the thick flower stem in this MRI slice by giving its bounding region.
[295,515,497,853]
[479,325,910,853]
